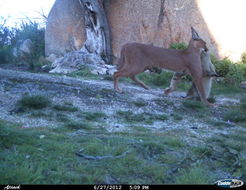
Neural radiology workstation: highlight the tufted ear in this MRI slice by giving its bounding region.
[191,26,201,40]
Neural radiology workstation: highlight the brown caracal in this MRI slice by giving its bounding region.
[113,33,213,106]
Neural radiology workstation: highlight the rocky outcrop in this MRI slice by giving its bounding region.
[13,39,33,58]
[19,39,33,55]
[106,0,218,58]
[49,49,116,75]
[45,0,246,62]
[45,0,85,56]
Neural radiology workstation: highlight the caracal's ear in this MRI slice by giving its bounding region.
[191,26,201,40]
[193,40,203,49]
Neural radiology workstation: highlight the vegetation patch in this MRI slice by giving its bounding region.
[116,110,168,125]
[67,66,99,80]
[223,109,246,123]
[64,120,94,130]
[55,113,70,123]
[17,94,51,109]
[182,100,206,110]
[171,113,183,121]
[137,71,174,88]
[1,119,246,184]
[133,101,148,107]
[77,111,107,121]
[169,42,188,50]
[175,165,214,184]
[240,97,246,110]
[52,104,78,112]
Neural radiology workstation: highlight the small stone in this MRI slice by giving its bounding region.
[26,155,31,159]
[240,81,246,89]
[39,135,46,139]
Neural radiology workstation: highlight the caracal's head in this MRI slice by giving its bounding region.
[193,39,208,52]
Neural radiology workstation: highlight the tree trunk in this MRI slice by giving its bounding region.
[79,0,112,64]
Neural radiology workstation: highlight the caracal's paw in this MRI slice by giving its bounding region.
[164,88,172,95]
[206,102,215,107]
[144,86,150,90]
[115,88,123,93]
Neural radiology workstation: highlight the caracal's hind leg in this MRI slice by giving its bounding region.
[164,72,184,94]
[113,71,123,93]
[130,75,149,90]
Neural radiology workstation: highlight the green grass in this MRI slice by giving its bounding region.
[1,119,246,184]
[223,109,246,123]
[240,97,246,110]
[63,120,95,130]
[206,120,234,129]
[137,71,174,87]
[171,113,183,121]
[130,126,151,133]
[77,111,107,121]
[0,120,167,184]
[115,71,174,89]
[182,100,206,110]
[55,113,70,122]
[169,42,188,50]
[66,66,99,80]
[18,94,51,109]
[212,82,245,95]
[52,104,78,112]
[175,165,214,184]
[133,101,148,107]
[116,110,168,124]
[29,111,52,119]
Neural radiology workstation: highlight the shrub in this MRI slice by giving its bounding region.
[211,55,246,85]
[212,58,232,77]
[12,22,45,70]
[18,95,51,109]
[239,63,246,78]
[0,18,45,70]
[0,45,12,64]
[224,64,244,85]
[0,19,14,64]
[241,51,246,63]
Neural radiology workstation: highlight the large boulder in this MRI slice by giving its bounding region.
[45,0,86,56]
[45,0,246,62]
[19,39,33,55]
[12,39,33,61]
[106,0,218,58]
